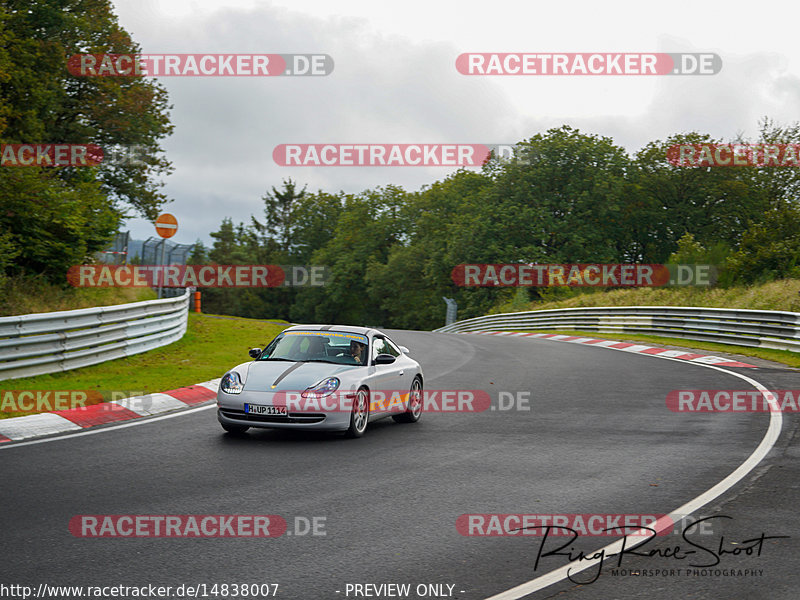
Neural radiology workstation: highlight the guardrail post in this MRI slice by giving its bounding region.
[157,238,166,299]
[443,297,457,326]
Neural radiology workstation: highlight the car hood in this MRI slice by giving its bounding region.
[243,360,359,392]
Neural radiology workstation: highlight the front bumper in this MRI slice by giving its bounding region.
[216,389,352,431]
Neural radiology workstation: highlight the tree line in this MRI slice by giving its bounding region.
[2,2,798,329]
[0,0,173,289]
[195,120,800,330]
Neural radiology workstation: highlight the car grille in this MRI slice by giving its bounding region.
[219,408,326,424]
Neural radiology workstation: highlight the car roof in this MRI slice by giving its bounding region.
[283,324,384,337]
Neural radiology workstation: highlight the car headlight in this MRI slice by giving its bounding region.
[220,372,244,394]
[301,377,340,398]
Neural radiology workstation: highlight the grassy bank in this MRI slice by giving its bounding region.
[494,278,800,314]
[0,313,289,418]
[486,278,800,368]
[0,274,158,316]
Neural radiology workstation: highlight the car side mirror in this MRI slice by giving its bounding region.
[249,348,262,359]
[373,353,396,365]
[398,346,409,354]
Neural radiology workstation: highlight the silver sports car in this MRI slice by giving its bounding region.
[217,325,424,437]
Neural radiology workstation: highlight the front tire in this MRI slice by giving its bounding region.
[345,387,370,438]
[393,377,422,423]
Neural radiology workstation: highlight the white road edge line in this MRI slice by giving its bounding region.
[0,403,216,451]
[1,334,784,598]
[481,344,782,600]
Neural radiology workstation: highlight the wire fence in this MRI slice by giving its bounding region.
[140,237,193,265]
[98,232,195,298]
[96,231,129,265]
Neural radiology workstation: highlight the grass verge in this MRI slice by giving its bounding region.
[510,329,800,368]
[494,278,800,314]
[0,274,158,316]
[0,313,289,419]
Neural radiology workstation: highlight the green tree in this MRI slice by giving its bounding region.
[0,168,119,278]
[187,239,207,265]
[291,187,408,325]
[365,170,496,329]
[252,179,307,255]
[484,126,630,264]
[290,191,343,263]
[201,219,252,316]
[727,204,800,283]
[0,228,19,286]
[631,132,767,260]
[0,0,174,284]
[0,0,174,218]
[743,117,800,208]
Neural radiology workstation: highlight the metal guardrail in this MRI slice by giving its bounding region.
[433,305,800,353]
[0,290,190,381]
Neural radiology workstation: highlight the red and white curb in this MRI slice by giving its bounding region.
[467,331,758,368]
[0,379,220,444]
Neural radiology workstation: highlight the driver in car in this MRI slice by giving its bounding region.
[349,340,366,364]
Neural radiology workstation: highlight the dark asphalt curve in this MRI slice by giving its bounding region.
[2,331,798,600]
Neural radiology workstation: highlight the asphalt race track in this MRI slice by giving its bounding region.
[2,331,799,600]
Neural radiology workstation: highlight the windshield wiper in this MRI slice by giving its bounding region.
[304,359,344,364]
[260,357,300,362]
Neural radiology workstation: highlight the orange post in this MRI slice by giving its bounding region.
[194,291,201,313]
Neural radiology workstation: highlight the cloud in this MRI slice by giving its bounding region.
[113,2,800,246]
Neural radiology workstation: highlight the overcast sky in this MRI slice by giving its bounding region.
[111,0,800,247]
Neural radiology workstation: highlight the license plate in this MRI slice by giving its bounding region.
[245,403,287,416]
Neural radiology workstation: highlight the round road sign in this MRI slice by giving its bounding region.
[155,213,178,239]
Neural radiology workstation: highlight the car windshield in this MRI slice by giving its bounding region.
[258,331,370,365]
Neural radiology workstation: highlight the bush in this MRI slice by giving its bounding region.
[727,204,800,284]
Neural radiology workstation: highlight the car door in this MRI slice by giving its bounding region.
[383,336,414,392]
[368,336,406,416]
